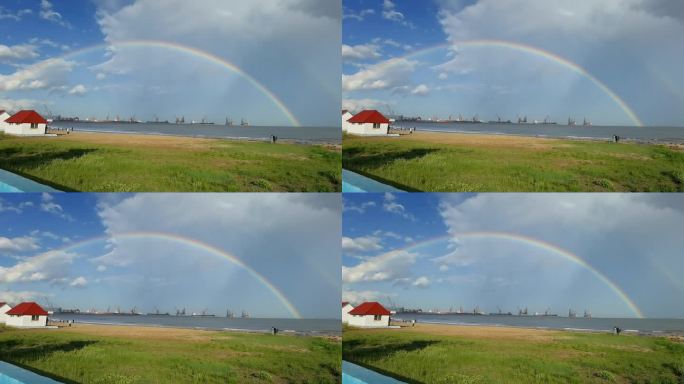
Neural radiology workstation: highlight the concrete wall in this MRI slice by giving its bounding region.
[0,304,11,323]
[342,304,354,324]
[347,314,390,328]
[0,112,10,132]
[5,314,48,328]
[345,122,389,136]
[5,122,46,135]
[341,112,354,132]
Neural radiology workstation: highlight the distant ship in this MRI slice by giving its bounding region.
[225,117,233,126]
[568,117,576,126]
[240,118,249,126]
[241,310,250,318]
[583,117,592,127]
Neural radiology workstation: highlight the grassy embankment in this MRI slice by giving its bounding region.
[343,324,684,383]
[0,324,341,383]
[343,133,684,192]
[0,133,340,192]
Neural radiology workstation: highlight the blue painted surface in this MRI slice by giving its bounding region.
[0,169,58,192]
[342,169,403,193]
[342,361,405,384]
[0,362,61,383]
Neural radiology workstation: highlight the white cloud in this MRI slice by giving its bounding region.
[0,58,75,92]
[342,57,418,91]
[438,72,448,80]
[411,84,430,95]
[96,73,107,80]
[68,84,87,96]
[40,0,71,27]
[342,236,383,253]
[0,290,44,303]
[342,44,382,62]
[0,44,39,62]
[382,193,415,220]
[0,7,32,21]
[342,98,391,113]
[0,98,43,112]
[69,276,88,288]
[382,0,413,27]
[96,265,107,272]
[343,199,376,214]
[342,249,419,283]
[412,276,431,288]
[343,8,375,21]
[342,289,393,304]
[0,236,40,254]
[0,250,79,284]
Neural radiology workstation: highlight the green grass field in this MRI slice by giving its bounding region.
[343,134,684,192]
[343,326,684,384]
[0,325,341,383]
[0,134,340,192]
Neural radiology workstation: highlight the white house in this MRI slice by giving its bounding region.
[0,110,11,132]
[341,110,354,133]
[4,110,48,136]
[5,302,48,328]
[0,302,12,323]
[342,302,354,324]
[347,301,391,328]
[345,110,390,136]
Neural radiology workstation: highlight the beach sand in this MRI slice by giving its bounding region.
[383,322,562,342]
[380,130,684,151]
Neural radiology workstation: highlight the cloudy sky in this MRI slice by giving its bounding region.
[0,193,341,319]
[343,0,684,126]
[0,0,340,127]
[343,193,684,318]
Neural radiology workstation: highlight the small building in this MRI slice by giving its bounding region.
[346,110,390,136]
[0,302,12,323]
[342,301,354,324]
[347,301,391,328]
[0,110,11,132]
[341,110,354,133]
[5,302,48,328]
[4,110,48,136]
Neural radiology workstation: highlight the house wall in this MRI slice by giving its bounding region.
[341,112,354,132]
[0,113,10,132]
[0,304,11,323]
[347,314,390,328]
[342,304,354,324]
[5,314,48,327]
[345,122,389,136]
[4,122,46,135]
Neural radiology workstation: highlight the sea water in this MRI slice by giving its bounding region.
[50,122,341,144]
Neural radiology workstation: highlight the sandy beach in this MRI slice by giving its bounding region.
[385,130,684,150]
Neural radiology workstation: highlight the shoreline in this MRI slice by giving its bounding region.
[48,127,341,146]
[385,129,684,148]
[48,318,341,338]
[388,320,684,338]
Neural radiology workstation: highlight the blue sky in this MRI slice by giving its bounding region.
[343,193,684,318]
[0,193,341,319]
[343,0,684,126]
[0,0,340,127]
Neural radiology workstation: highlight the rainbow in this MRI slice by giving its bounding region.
[57,231,302,318]
[390,231,644,318]
[46,39,301,126]
[399,39,643,127]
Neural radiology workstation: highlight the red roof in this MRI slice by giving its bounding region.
[348,302,390,316]
[6,302,48,316]
[348,110,390,124]
[6,110,48,125]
